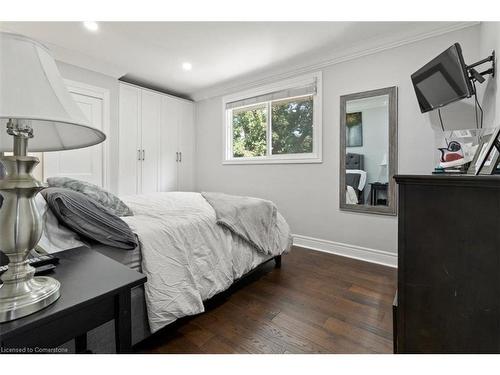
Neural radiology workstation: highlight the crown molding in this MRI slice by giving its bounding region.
[191,21,480,102]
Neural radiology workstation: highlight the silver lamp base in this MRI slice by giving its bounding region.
[0,276,60,322]
[0,142,61,322]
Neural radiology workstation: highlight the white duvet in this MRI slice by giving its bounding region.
[121,192,292,333]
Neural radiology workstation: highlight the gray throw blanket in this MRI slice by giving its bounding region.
[201,192,281,255]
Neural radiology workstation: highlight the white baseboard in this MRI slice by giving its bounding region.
[292,234,397,268]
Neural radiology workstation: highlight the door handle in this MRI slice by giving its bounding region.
[142,149,145,161]
[137,149,141,161]
[176,152,179,162]
[179,152,182,162]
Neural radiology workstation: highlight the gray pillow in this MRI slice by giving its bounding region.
[47,177,133,217]
[41,187,138,250]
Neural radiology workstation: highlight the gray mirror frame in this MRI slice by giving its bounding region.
[339,86,398,216]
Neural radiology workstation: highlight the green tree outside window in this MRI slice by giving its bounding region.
[272,96,313,155]
[231,95,313,158]
[232,105,267,157]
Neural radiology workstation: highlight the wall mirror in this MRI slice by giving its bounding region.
[339,86,398,215]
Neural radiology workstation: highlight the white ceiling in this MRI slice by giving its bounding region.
[0,21,475,99]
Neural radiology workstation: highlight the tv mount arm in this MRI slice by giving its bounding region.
[467,50,495,84]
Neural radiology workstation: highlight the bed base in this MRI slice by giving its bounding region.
[274,255,282,268]
[70,252,284,353]
[132,254,284,352]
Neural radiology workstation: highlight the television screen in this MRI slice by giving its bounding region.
[411,43,473,113]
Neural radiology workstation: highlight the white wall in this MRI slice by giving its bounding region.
[477,22,500,127]
[194,25,482,256]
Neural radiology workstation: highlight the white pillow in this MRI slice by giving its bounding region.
[35,193,85,254]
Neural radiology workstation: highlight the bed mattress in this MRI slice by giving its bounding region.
[90,240,272,277]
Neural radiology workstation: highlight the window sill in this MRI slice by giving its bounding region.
[222,156,323,165]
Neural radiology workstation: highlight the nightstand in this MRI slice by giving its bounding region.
[0,247,146,354]
[369,182,388,206]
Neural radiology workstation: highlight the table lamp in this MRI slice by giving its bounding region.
[0,32,106,322]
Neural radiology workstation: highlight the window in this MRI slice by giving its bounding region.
[223,72,322,164]
[271,95,313,155]
[232,103,268,157]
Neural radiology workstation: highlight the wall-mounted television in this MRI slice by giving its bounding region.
[411,43,474,113]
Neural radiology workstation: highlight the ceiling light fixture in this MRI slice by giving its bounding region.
[83,21,99,32]
[182,62,192,71]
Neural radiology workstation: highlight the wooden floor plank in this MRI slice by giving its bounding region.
[271,311,377,354]
[135,246,397,354]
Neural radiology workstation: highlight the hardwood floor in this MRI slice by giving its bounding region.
[135,246,397,354]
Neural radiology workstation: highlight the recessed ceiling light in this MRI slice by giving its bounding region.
[182,62,192,71]
[83,21,99,32]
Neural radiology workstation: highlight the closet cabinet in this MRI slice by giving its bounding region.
[118,83,194,196]
[177,100,195,191]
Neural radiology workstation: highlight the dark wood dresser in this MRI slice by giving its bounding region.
[394,175,500,353]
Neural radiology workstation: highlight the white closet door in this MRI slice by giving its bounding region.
[159,96,180,191]
[43,92,104,186]
[140,90,161,194]
[177,100,195,191]
[118,84,141,196]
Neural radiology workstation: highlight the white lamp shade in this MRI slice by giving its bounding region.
[0,32,106,152]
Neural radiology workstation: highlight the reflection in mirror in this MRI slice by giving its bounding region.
[346,94,389,205]
[340,87,397,215]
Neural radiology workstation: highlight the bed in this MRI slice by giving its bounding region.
[39,190,292,353]
[345,153,366,204]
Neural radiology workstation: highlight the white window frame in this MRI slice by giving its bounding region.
[222,72,322,165]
